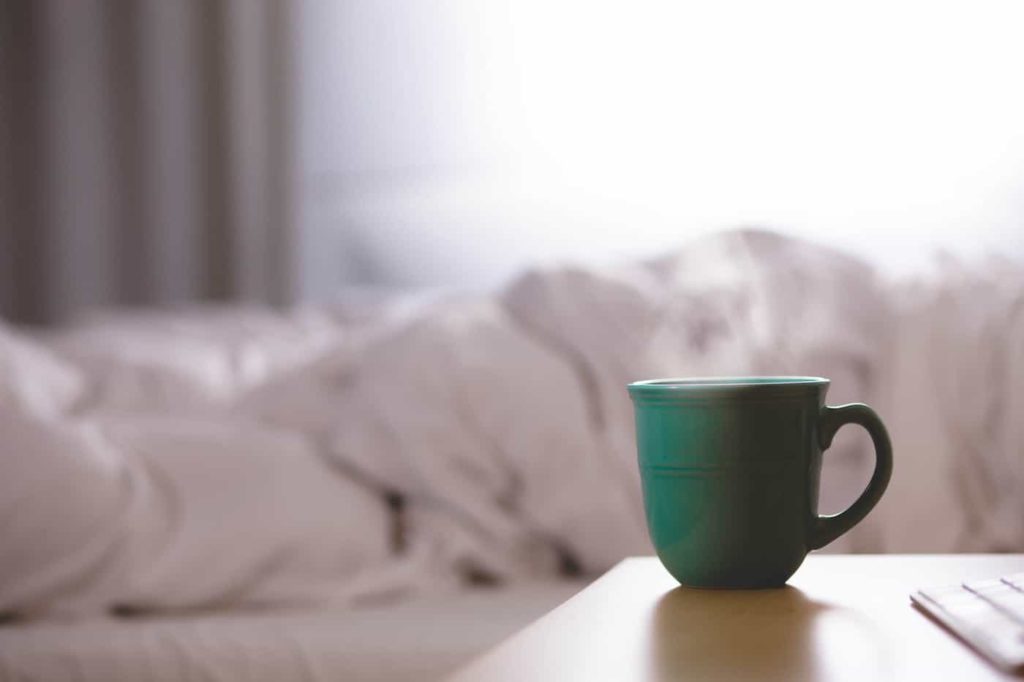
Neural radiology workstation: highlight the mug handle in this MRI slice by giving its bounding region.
[810,403,893,550]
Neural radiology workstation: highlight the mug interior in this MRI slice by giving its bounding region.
[627,376,829,400]
[634,377,828,388]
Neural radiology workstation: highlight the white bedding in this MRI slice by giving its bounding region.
[0,580,584,682]
[326,229,889,581]
[0,413,393,617]
[0,228,1022,626]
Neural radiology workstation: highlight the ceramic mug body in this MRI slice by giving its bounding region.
[628,377,892,589]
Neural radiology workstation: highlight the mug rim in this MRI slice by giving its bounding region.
[628,376,829,400]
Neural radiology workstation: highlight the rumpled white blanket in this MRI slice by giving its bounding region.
[324,230,888,581]
[0,230,1021,617]
[867,256,1024,553]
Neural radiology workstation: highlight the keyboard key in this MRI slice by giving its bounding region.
[914,580,1024,672]
[965,579,1024,625]
[1001,573,1024,590]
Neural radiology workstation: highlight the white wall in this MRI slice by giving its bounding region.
[298,0,1024,296]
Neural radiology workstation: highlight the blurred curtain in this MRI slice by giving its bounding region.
[0,0,296,325]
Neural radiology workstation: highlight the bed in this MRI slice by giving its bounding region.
[0,581,583,681]
[1,229,1021,680]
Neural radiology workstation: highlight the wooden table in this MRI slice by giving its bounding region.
[450,555,1024,681]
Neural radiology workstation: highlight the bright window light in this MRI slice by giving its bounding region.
[302,0,1024,290]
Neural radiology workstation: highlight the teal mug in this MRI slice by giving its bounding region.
[627,377,892,588]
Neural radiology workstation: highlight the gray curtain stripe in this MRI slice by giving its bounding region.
[0,0,295,325]
[265,0,296,307]
[0,0,50,324]
[196,0,233,302]
[106,0,151,305]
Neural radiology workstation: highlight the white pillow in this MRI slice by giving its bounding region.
[49,307,341,416]
[0,412,130,615]
[99,418,393,610]
[0,412,394,616]
[52,328,237,415]
[0,322,84,417]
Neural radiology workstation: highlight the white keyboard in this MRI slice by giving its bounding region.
[912,572,1024,672]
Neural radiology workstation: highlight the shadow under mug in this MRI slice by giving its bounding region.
[628,377,892,588]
